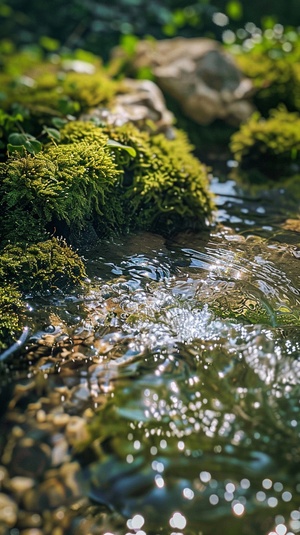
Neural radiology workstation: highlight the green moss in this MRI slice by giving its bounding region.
[0,285,24,350]
[1,56,118,120]
[235,52,299,115]
[0,238,87,294]
[230,107,300,179]
[102,122,214,232]
[59,120,108,145]
[0,138,121,229]
[0,208,47,246]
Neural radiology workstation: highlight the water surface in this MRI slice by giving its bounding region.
[0,172,299,535]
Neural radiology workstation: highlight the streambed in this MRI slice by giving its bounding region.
[0,171,299,535]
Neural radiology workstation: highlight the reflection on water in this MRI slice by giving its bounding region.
[0,177,300,534]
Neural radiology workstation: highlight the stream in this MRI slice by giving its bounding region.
[0,164,299,535]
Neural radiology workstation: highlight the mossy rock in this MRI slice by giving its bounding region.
[100,122,214,232]
[0,238,87,295]
[0,285,24,350]
[0,137,122,230]
[235,51,300,116]
[0,54,118,119]
[1,119,214,238]
[230,107,300,179]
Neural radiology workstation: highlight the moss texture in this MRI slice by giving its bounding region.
[230,107,300,179]
[0,238,87,294]
[0,285,24,350]
[235,53,296,115]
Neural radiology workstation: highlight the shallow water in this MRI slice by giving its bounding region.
[0,171,300,534]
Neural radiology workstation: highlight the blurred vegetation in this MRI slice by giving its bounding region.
[1,0,300,60]
[230,107,300,179]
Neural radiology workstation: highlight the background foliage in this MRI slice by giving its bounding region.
[1,0,300,59]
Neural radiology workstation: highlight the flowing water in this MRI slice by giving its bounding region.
[0,167,300,535]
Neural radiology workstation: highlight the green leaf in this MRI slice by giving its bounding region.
[58,97,80,115]
[24,139,42,154]
[8,132,42,155]
[8,133,28,145]
[107,139,136,158]
[42,126,61,141]
[39,36,60,51]
[119,34,139,57]
[7,144,25,155]
[51,117,68,129]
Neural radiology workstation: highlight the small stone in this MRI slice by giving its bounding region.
[65,417,89,446]
[52,413,70,428]
[0,492,18,526]
[59,462,81,497]
[36,409,46,424]
[18,511,42,528]
[9,476,35,495]
[10,439,52,478]
[27,402,42,412]
[51,435,69,466]
[37,478,68,509]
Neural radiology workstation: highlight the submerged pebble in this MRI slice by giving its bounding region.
[0,492,18,526]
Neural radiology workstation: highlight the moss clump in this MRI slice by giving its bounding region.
[230,107,300,179]
[0,55,118,119]
[101,122,214,232]
[0,138,121,229]
[235,53,296,115]
[59,120,109,145]
[0,238,87,294]
[0,285,24,350]
[1,119,213,238]
[0,208,47,246]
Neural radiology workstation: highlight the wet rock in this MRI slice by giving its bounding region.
[114,37,255,125]
[81,78,174,135]
[59,462,81,498]
[0,492,17,526]
[9,476,35,496]
[36,478,69,509]
[282,218,300,233]
[65,417,89,446]
[52,413,71,428]
[51,434,70,466]
[17,511,42,529]
[9,438,52,478]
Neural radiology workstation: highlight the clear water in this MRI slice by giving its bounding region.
[0,171,300,535]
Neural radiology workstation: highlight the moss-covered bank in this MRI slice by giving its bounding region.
[0,48,214,349]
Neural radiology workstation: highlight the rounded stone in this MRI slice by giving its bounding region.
[65,417,89,446]
[9,476,35,495]
[10,439,52,478]
[0,492,18,526]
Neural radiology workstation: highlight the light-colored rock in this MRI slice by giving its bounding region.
[65,416,89,446]
[113,37,255,126]
[9,476,35,496]
[0,492,17,526]
[81,78,174,135]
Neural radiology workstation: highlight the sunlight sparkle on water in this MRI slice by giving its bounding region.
[169,512,187,529]
[200,470,211,483]
[183,487,195,500]
[232,502,245,516]
[127,514,145,530]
